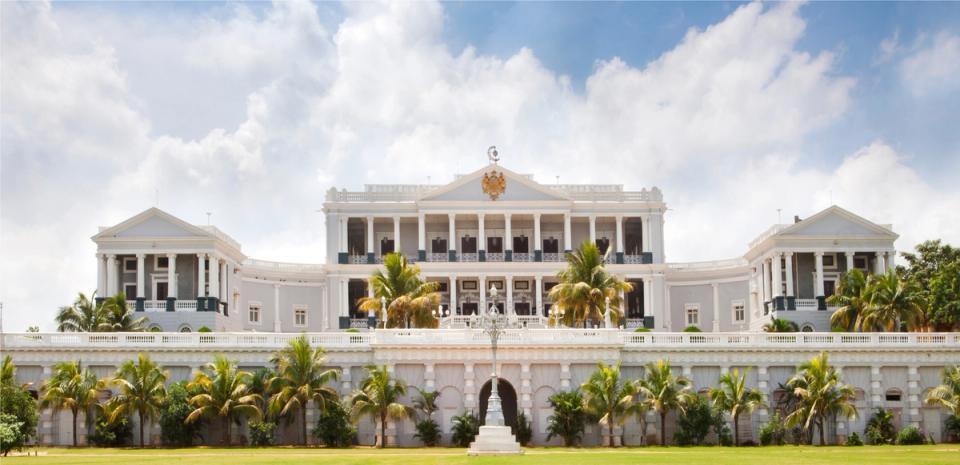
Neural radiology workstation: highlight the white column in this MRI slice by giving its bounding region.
[533,213,542,252]
[771,253,782,298]
[845,251,855,271]
[366,216,375,256]
[535,275,543,316]
[588,215,596,244]
[784,252,794,297]
[761,259,771,302]
[106,254,117,296]
[479,275,487,312]
[450,275,458,314]
[135,254,145,298]
[886,251,895,270]
[814,251,825,296]
[448,214,457,253]
[273,283,282,332]
[478,214,486,252]
[167,254,177,298]
[874,252,884,275]
[505,275,514,315]
[417,214,425,252]
[643,278,652,322]
[197,254,206,297]
[393,216,401,254]
[338,217,347,254]
[712,282,720,332]
[221,261,228,303]
[504,214,512,252]
[563,213,572,251]
[339,278,348,317]
[96,254,106,297]
[641,214,652,253]
[615,216,624,254]
[209,255,220,300]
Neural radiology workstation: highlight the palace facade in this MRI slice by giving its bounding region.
[6,160,956,447]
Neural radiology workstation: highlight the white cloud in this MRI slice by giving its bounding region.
[900,31,960,96]
[1,1,956,332]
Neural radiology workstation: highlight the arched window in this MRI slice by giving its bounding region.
[801,324,815,332]
[178,325,192,333]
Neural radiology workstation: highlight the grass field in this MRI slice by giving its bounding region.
[3,445,958,465]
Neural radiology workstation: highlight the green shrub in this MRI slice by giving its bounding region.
[414,419,441,447]
[314,399,355,447]
[0,414,26,456]
[149,326,162,332]
[345,328,360,333]
[88,413,131,447]
[683,326,702,333]
[896,425,925,445]
[866,408,896,445]
[674,395,720,446]
[546,390,586,447]
[0,383,37,454]
[197,326,212,333]
[846,432,864,446]
[633,327,651,333]
[758,413,786,446]
[514,412,533,446]
[946,415,960,443]
[450,411,480,447]
[248,421,276,446]
[717,423,734,447]
[160,382,200,446]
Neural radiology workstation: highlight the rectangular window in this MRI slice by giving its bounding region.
[123,257,137,272]
[431,237,448,253]
[514,280,529,290]
[435,282,449,293]
[595,237,610,255]
[248,303,261,324]
[542,237,559,253]
[685,304,700,326]
[461,280,478,291]
[461,236,477,253]
[123,284,137,299]
[294,306,307,327]
[489,280,504,290]
[823,253,837,269]
[155,281,169,300]
[732,300,745,323]
[487,237,503,253]
[513,235,529,253]
[155,256,169,270]
[854,256,868,270]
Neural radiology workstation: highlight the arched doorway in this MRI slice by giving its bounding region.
[478,378,518,431]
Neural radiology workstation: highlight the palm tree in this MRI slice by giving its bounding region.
[829,269,870,331]
[762,318,798,333]
[56,292,107,332]
[186,355,262,445]
[636,359,694,446]
[580,362,637,447]
[268,335,339,445]
[248,368,275,417]
[101,293,148,332]
[39,360,104,446]
[350,365,414,448]
[925,365,960,418]
[1,355,17,387]
[108,353,168,447]
[709,368,766,446]
[784,352,857,445]
[357,253,441,328]
[548,241,633,327]
[860,271,923,332]
[412,387,441,421]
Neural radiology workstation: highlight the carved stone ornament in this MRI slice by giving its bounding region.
[482,170,506,201]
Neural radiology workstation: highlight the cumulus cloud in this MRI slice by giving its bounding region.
[1,1,956,331]
[900,31,960,96]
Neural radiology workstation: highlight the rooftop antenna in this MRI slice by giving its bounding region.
[777,208,782,224]
[206,212,212,225]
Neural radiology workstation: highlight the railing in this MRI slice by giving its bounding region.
[3,332,957,351]
[624,318,645,329]
[512,253,532,262]
[748,224,789,249]
[244,259,326,274]
[439,315,549,329]
[795,299,819,311]
[460,253,478,262]
[348,255,367,264]
[428,253,447,262]
[624,255,646,264]
[326,183,662,203]
[543,253,561,262]
[350,318,370,329]
[669,258,748,270]
[486,253,504,262]
[198,225,243,251]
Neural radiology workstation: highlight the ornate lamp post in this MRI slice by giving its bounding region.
[478,285,515,427]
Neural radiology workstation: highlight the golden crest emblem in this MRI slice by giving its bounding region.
[482,170,506,201]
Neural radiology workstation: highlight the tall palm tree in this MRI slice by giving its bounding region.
[249,368,275,418]
[925,365,960,418]
[548,241,633,327]
[268,336,339,445]
[101,293,148,332]
[785,352,857,445]
[108,353,168,447]
[708,368,766,446]
[56,292,107,332]
[762,318,798,333]
[580,362,637,447]
[350,365,414,448]
[39,360,104,446]
[412,387,441,421]
[1,355,17,387]
[860,271,923,332]
[829,269,870,331]
[186,355,262,445]
[357,253,441,328]
[636,359,694,446]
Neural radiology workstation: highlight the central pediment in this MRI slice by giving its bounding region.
[419,164,570,202]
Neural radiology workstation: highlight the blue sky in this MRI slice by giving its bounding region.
[3,1,960,330]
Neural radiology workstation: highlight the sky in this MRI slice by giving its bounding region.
[2,1,959,331]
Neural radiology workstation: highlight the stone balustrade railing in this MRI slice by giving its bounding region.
[4,331,957,351]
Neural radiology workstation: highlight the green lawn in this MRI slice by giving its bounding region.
[3,445,958,465]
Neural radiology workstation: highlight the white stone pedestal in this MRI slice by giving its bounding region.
[467,425,524,455]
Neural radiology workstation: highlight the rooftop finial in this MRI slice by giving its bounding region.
[487,145,499,164]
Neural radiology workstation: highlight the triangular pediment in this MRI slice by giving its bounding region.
[779,206,897,238]
[93,208,211,239]
[420,164,570,202]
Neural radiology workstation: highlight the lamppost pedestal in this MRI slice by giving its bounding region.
[467,424,523,455]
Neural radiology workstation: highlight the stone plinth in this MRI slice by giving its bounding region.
[467,425,523,455]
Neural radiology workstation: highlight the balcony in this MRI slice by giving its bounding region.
[485,253,504,262]
[543,253,561,262]
[513,253,533,262]
[428,253,447,262]
[127,300,208,312]
[460,253,478,262]
[623,253,654,264]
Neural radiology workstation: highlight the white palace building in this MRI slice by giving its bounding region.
[5,159,959,447]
